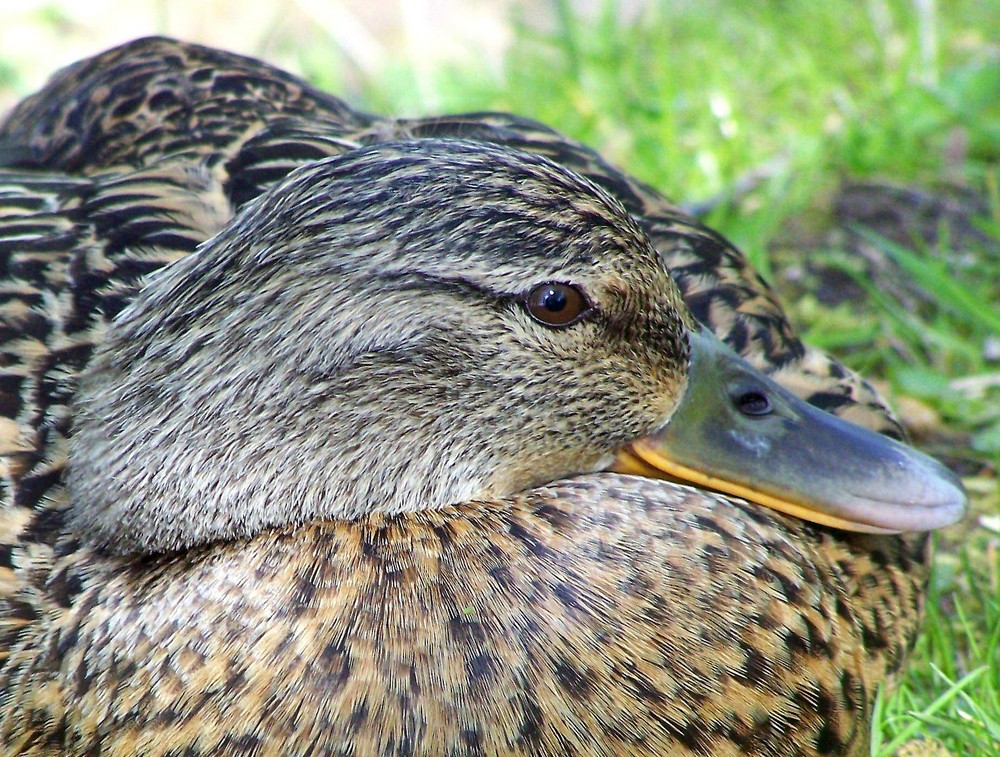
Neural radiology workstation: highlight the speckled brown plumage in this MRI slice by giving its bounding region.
[0,38,931,756]
[4,479,926,756]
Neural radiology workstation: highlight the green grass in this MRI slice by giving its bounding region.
[302,1,1000,752]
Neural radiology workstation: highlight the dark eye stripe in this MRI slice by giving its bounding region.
[524,283,590,327]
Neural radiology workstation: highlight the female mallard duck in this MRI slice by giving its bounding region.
[0,40,965,756]
[0,37,901,439]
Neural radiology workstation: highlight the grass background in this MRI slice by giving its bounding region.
[2,1,998,753]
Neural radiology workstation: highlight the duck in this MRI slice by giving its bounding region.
[0,39,966,757]
[0,36,901,440]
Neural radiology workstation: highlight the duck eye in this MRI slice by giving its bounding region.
[735,390,772,417]
[524,283,590,328]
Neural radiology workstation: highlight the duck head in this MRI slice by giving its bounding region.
[66,139,966,556]
[68,139,692,554]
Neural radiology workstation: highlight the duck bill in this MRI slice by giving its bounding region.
[612,328,967,533]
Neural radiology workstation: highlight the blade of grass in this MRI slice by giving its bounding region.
[875,666,989,755]
[851,226,1000,334]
